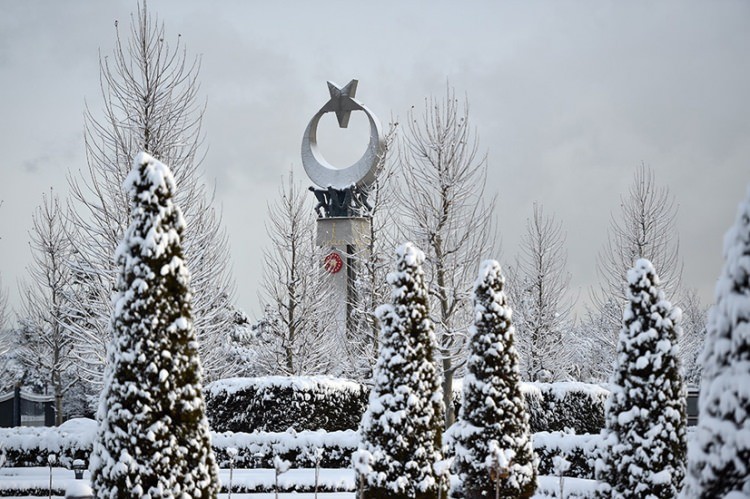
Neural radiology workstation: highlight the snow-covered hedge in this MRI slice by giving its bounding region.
[205,376,368,433]
[0,418,95,468]
[206,377,606,436]
[211,429,359,468]
[532,431,606,479]
[0,485,67,497]
[526,382,609,434]
[1,421,610,480]
[0,420,358,470]
[454,380,610,434]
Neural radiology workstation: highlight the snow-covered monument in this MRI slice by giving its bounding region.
[301,79,385,338]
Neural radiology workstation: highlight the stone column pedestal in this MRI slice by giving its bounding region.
[317,217,371,339]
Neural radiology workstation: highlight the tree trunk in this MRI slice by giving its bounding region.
[55,392,63,426]
[442,360,455,427]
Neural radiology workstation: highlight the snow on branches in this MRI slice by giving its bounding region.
[683,185,750,498]
[448,259,537,498]
[597,259,686,498]
[90,153,218,498]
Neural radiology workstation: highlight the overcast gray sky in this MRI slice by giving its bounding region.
[1,1,748,321]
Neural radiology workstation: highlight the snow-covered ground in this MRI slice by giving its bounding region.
[0,466,596,498]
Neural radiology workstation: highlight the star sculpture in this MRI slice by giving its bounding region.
[322,79,361,128]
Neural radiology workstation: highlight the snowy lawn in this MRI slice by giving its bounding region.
[0,467,595,498]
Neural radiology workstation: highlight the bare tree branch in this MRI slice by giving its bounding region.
[344,121,399,379]
[66,3,238,386]
[15,189,75,424]
[586,163,683,380]
[254,172,338,375]
[396,85,498,426]
[505,203,575,381]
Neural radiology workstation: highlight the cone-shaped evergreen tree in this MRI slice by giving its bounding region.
[91,152,218,498]
[448,260,536,498]
[597,259,686,499]
[357,242,445,498]
[682,186,750,498]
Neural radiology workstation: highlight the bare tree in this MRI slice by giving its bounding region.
[396,86,497,426]
[66,4,237,385]
[0,202,8,357]
[589,163,683,378]
[15,190,75,424]
[679,288,708,385]
[0,276,8,353]
[344,122,399,380]
[0,203,18,393]
[255,173,338,375]
[506,203,575,381]
[573,299,621,381]
[0,275,12,371]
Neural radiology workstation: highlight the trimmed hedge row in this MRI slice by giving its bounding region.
[217,483,354,494]
[0,420,94,469]
[207,376,610,436]
[453,380,610,435]
[0,424,359,470]
[532,431,606,479]
[1,425,605,480]
[205,376,368,433]
[525,382,609,434]
[0,428,603,479]
[0,481,355,496]
[211,429,359,469]
[0,487,66,497]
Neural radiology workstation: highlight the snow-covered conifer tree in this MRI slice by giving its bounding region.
[597,259,686,499]
[682,185,750,498]
[90,153,218,498]
[448,260,536,498]
[358,242,445,498]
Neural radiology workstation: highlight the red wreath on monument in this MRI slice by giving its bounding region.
[324,252,343,274]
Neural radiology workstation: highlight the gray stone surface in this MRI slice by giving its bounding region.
[301,80,385,190]
[316,217,371,248]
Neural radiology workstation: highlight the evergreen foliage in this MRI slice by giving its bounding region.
[682,185,750,498]
[448,260,537,498]
[90,153,218,498]
[357,242,445,498]
[597,259,686,498]
[205,376,368,433]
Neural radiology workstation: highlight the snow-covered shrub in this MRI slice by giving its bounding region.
[447,260,537,498]
[358,243,445,498]
[682,184,750,498]
[528,382,609,434]
[211,429,359,469]
[0,418,96,468]
[205,376,367,433]
[90,153,219,497]
[533,431,606,479]
[0,420,358,470]
[453,380,609,434]
[596,259,686,498]
[0,485,67,497]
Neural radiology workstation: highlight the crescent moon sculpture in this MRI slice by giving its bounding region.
[301,79,386,190]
